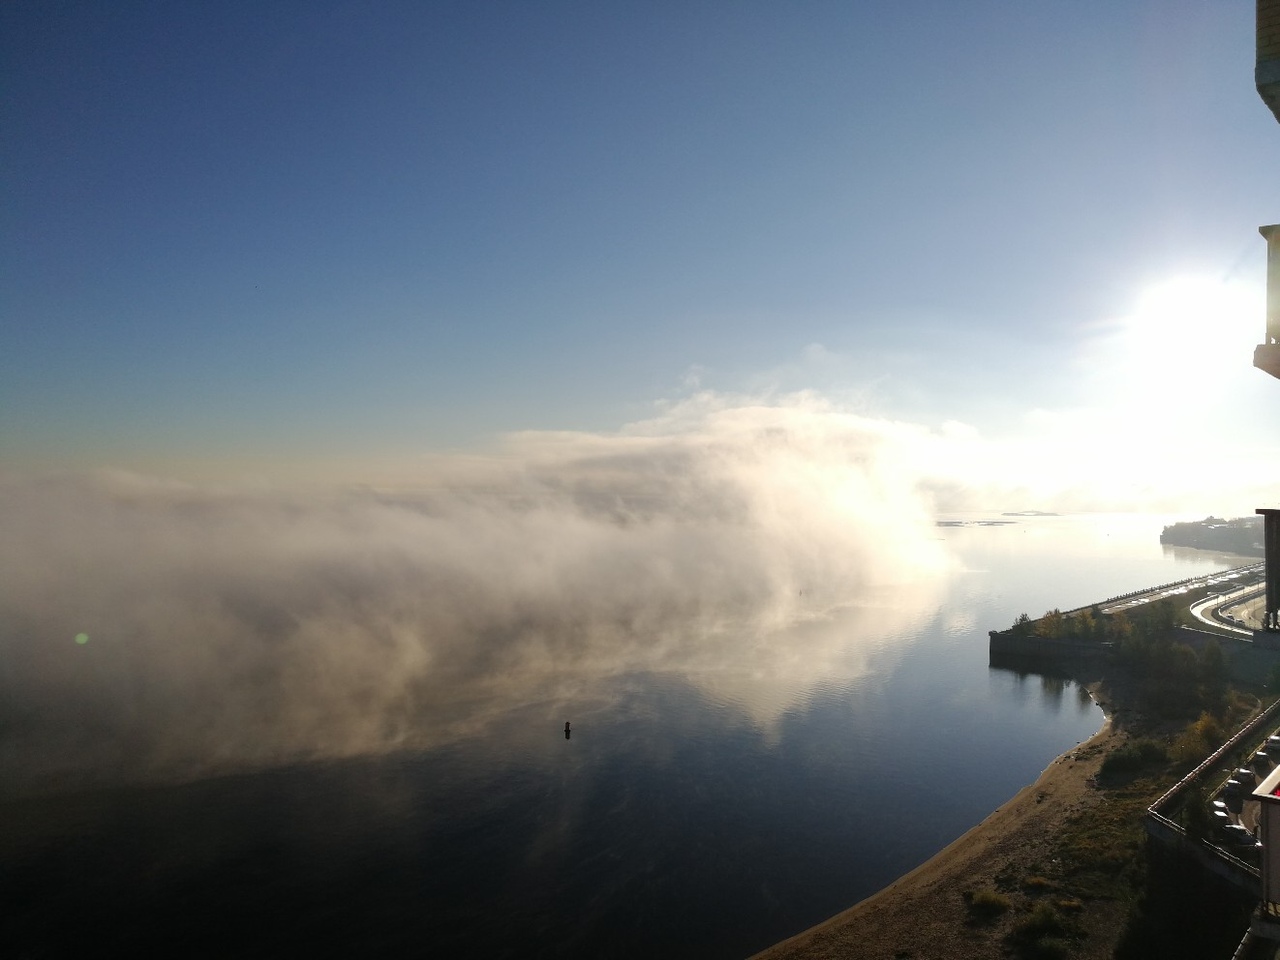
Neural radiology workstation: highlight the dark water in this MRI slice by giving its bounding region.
[1,515,1246,958]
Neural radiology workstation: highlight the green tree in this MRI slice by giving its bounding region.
[1198,641,1227,707]
[1182,784,1212,842]
[1075,608,1096,641]
[1039,608,1065,639]
[1198,640,1225,681]
[1108,611,1133,643]
[1168,643,1199,682]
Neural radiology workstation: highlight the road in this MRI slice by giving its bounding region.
[1189,585,1263,636]
[1098,562,1265,619]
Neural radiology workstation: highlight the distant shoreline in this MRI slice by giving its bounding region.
[935,510,1061,528]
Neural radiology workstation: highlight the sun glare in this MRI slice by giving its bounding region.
[1121,276,1258,373]
[1092,276,1261,417]
[1031,274,1276,509]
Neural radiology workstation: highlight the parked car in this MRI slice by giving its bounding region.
[1218,824,1263,863]
[1222,781,1246,814]
[1220,823,1257,846]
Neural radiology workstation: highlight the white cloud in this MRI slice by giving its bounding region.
[0,396,955,797]
[4,382,1274,798]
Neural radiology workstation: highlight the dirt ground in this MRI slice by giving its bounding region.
[750,695,1130,960]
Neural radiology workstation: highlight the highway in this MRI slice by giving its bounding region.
[1098,561,1265,618]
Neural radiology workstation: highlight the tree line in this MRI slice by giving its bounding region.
[1008,598,1227,719]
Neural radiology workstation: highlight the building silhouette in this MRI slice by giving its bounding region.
[1257,1,1280,640]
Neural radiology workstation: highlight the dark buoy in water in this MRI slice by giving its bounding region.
[564,721,571,740]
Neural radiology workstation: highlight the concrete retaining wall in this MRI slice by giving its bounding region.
[989,625,1280,683]
[1171,627,1280,684]
[987,631,1110,662]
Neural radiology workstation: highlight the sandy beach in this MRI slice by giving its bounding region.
[751,697,1127,960]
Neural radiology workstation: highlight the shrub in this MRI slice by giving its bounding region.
[1010,903,1082,957]
[1100,738,1167,776]
[1192,711,1224,746]
[1181,784,1212,841]
[1013,903,1066,941]
[1172,712,1226,763]
[968,888,1012,921]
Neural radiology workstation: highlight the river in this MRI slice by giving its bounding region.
[1,513,1250,958]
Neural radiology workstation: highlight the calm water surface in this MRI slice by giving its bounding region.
[2,514,1248,958]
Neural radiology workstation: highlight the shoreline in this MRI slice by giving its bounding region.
[751,690,1123,959]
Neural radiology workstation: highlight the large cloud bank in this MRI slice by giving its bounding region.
[0,392,1060,797]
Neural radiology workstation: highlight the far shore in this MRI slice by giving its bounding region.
[750,685,1126,960]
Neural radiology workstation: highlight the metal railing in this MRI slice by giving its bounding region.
[1142,697,1280,893]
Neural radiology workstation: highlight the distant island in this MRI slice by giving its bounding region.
[1159,515,1264,557]
[936,511,1059,528]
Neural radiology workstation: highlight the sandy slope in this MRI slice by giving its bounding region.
[750,705,1126,960]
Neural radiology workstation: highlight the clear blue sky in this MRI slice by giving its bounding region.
[3,1,1278,490]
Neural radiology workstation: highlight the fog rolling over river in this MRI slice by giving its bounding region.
[2,401,954,798]
[0,439,1249,955]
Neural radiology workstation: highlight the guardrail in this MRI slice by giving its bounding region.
[1080,562,1265,614]
[1149,696,1280,817]
[1051,563,1263,619]
[1142,697,1280,895]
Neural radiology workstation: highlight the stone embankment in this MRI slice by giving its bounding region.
[990,624,1280,685]
[987,631,1111,662]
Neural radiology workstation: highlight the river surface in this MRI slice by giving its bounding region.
[1,513,1250,958]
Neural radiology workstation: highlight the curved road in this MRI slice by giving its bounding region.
[1189,586,1263,636]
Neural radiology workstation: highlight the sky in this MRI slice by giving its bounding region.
[3,0,1279,505]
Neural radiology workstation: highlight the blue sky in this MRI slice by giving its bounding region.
[3,1,1278,502]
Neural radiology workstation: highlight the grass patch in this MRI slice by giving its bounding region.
[1010,903,1079,958]
[1012,902,1068,940]
[1099,738,1167,777]
[1055,776,1155,899]
[966,888,1012,923]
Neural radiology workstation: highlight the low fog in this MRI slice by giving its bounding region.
[1,392,1186,798]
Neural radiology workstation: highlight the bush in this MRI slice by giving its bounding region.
[1182,784,1212,841]
[968,888,1012,921]
[1172,712,1226,763]
[1010,903,1083,957]
[1012,903,1067,942]
[1100,738,1168,776]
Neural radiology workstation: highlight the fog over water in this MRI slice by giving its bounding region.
[0,395,1255,957]
[2,395,962,798]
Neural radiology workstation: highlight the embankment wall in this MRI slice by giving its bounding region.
[989,627,1280,684]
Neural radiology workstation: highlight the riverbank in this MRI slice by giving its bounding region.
[751,687,1127,960]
